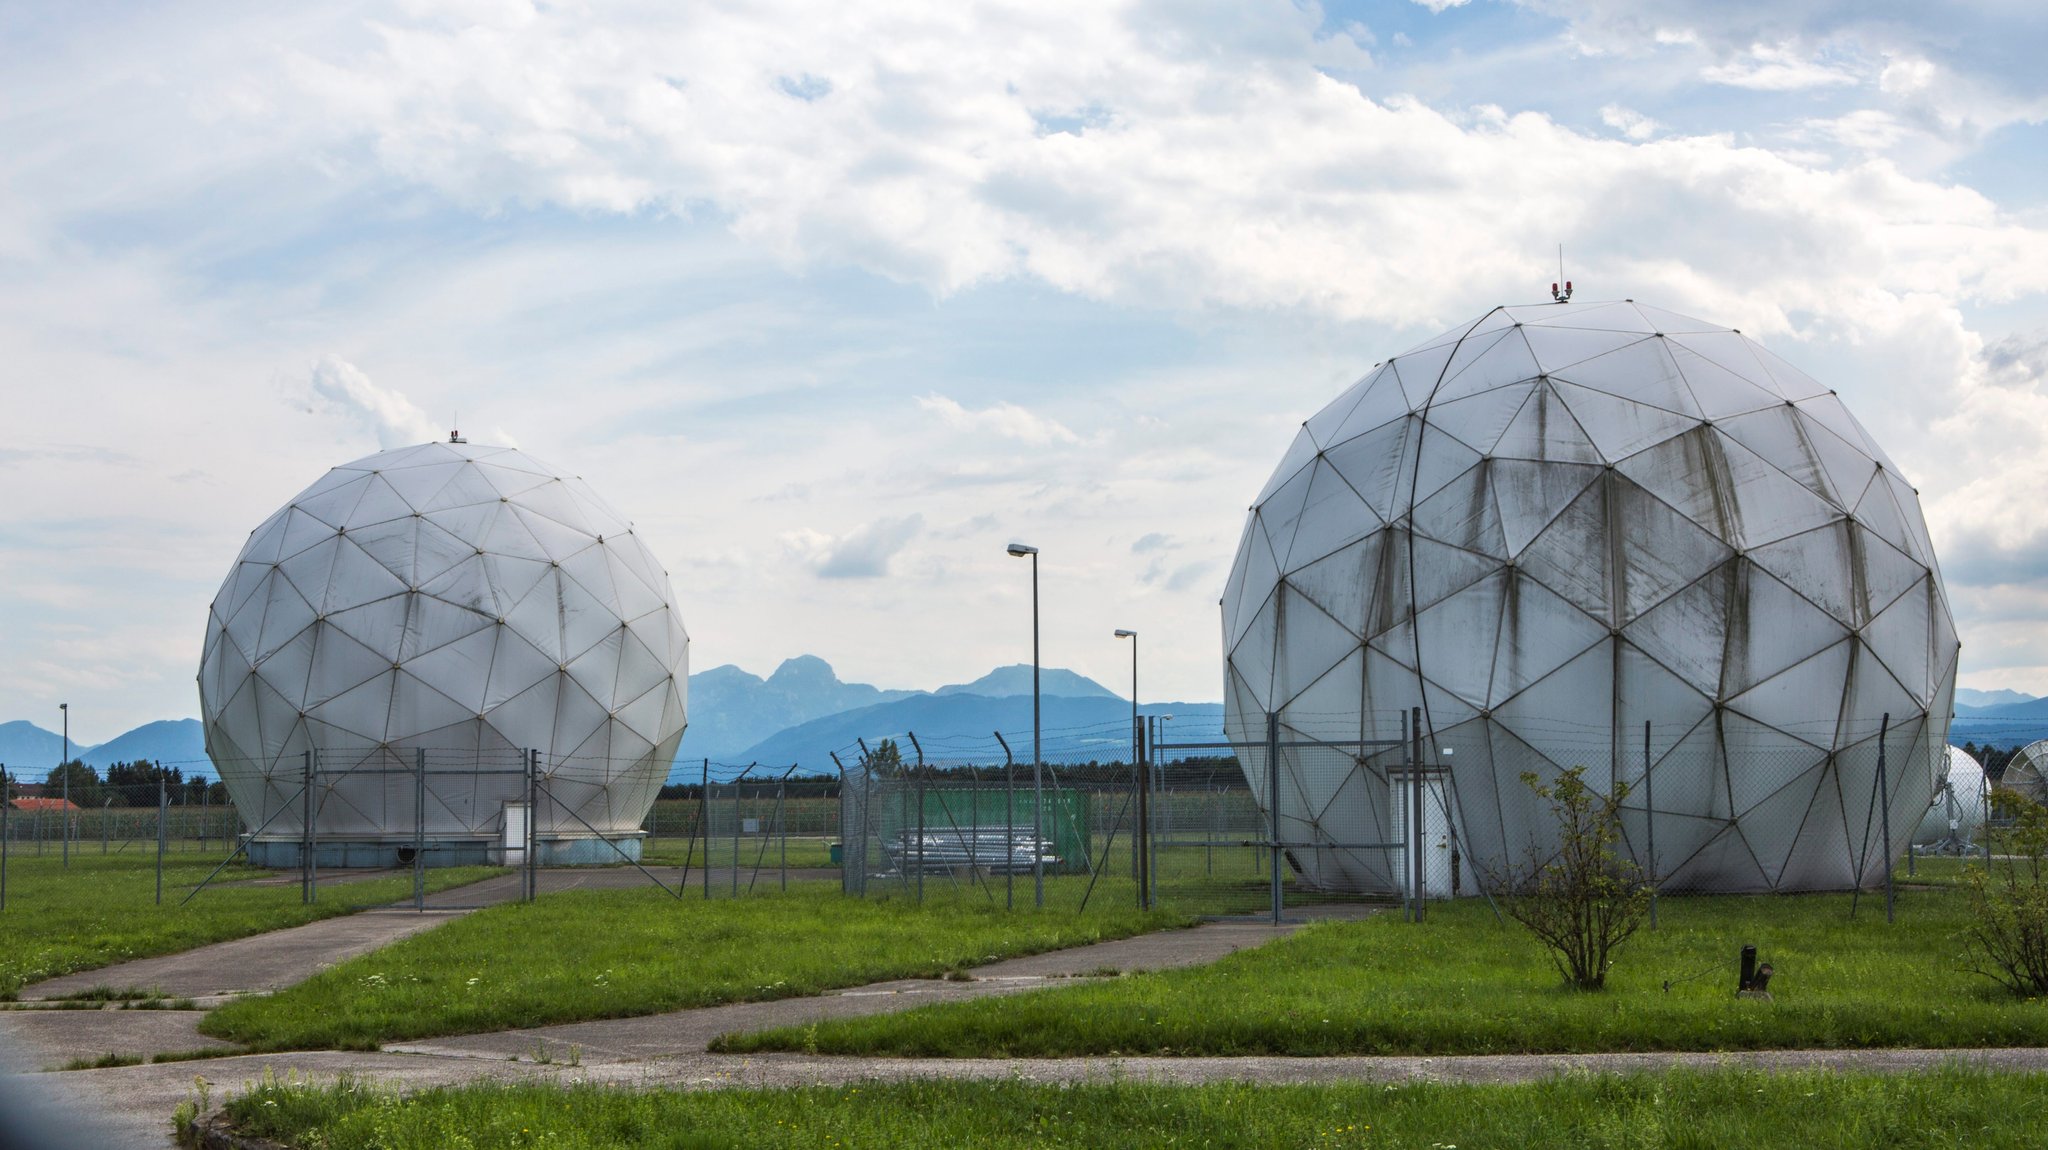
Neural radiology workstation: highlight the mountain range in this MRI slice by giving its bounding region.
[0,658,1202,781]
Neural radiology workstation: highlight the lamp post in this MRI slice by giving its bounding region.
[1114,629,1142,907]
[1006,542,1042,907]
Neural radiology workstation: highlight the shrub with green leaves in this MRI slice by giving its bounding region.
[1962,790,2048,997]
[1491,766,1653,991]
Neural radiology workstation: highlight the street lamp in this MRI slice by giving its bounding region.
[1006,542,1043,907]
[59,703,69,867]
[1114,629,1142,908]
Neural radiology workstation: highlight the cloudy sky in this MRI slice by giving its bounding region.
[2,0,2045,741]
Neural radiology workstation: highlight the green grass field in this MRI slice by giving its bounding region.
[213,1066,2048,1149]
[199,882,1188,1051]
[0,854,503,997]
[717,889,2048,1058]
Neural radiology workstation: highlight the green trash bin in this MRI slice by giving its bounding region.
[829,842,843,865]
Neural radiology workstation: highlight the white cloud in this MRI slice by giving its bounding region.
[1700,42,1858,90]
[784,514,926,579]
[1409,0,1472,11]
[306,354,440,449]
[917,394,1080,445]
[1599,104,1660,140]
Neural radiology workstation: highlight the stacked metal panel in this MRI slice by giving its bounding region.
[1223,300,1957,893]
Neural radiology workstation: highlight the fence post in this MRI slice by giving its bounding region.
[102,796,110,855]
[414,748,427,911]
[1645,719,1656,930]
[157,776,168,905]
[1412,706,1425,923]
[994,731,1015,910]
[3,770,10,912]
[301,750,313,904]
[701,759,712,900]
[779,770,789,893]
[733,764,754,898]
[1135,718,1149,911]
[1878,712,1893,924]
[525,749,537,901]
[1267,710,1282,925]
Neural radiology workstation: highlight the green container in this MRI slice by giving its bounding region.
[829,842,843,865]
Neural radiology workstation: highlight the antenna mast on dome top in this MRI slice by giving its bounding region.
[1551,244,1572,303]
[450,413,466,445]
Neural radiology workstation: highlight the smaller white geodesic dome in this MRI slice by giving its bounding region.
[198,440,689,855]
[1915,745,1985,846]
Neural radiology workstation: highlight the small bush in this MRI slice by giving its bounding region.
[1962,790,2048,997]
[1490,766,1653,991]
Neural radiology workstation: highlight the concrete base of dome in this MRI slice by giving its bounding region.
[244,833,645,869]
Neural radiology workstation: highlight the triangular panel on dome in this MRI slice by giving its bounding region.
[556,573,622,665]
[1279,647,1367,734]
[1230,590,1281,709]
[1389,340,1463,409]
[275,536,342,613]
[401,592,496,662]
[1745,340,1833,404]
[1666,823,1769,892]
[1551,336,1701,417]
[1551,379,1698,462]
[1623,562,1732,696]
[1360,644,1423,716]
[310,669,397,744]
[1306,369,1407,453]
[1491,383,1605,465]
[237,509,293,567]
[252,623,320,710]
[1321,415,1419,523]
[418,553,496,616]
[551,676,612,759]
[1409,427,1484,509]
[388,671,482,741]
[564,479,635,538]
[346,474,418,529]
[402,625,500,714]
[277,506,344,563]
[480,550,553,621]
[1773,762,1854,889]
[1419,673,1483,730]
[1726,564,1853,698]
[1408,533,1499,614]
[292,474,372,530]
[1885,471,1937,566]
[1730,760,1829,888]
[511,478,598,536]
[1727,639,1852,747]
[410,518,478,590]
[417,464,504,514]
[1628,303,1731,335]
[1286,533,1386,639]
[1667,344,1784,421]
[1863,577,1932,700]
[1275,588,1365,704]
[565,627,627,708]
[1614,643,1715,758]
[1226,517,1281,651]
[1414,571,1507,709]
[485,672,562,755]
[1620,428,1839,551]
[1720,434,1845,549]
[1852,525,1929,624]
[1430,328,1543,405]
[1795,391,1885,460]
[1661,331,1778,394]
[305,622,397,711]
[1490,460,1601,557]
[560,544,625,618]
[1790,409,1880,511]
[1412,463,1508,559]
[481,626,557,712]
[473,460,559,502]
[603,547,671,624]
[253,572,319,666]
[1491,573,1610,705]
[1850,470,1917,561]
[1286,458,1384,568]
[1514,480,1610,622]
[1423,380,1536,456]
[372,443,461,471]
[1252,459,1319,572]
[1520,323,1653,375]
[1613,479,1737,622]
[424,500,503,551]
[504,569,566,665]
[625,608,685,675]
[1492,642,1613,771]
[1646,718,1726,823]
[321,536,413,615]
[1712,405,1836,505]
[1524,301,1651,334]
[1842,643,1921,741]
[1747,523,1856,627]
[613,659,673,744]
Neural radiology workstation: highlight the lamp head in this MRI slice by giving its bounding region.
[1114,629,1136,638]
[1005,543,1038,557]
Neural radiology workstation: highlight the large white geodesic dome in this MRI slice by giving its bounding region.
[1223,300,1957,894]
[198,440,689,864]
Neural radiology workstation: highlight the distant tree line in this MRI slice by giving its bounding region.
[1961,742,2022,781]
[3,760,228,807]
